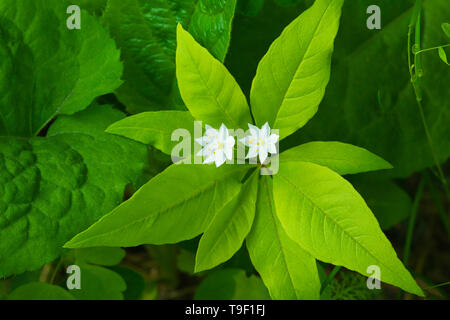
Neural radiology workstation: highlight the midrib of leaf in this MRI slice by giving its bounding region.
[200,170,257,258]
[184,42,240,128]
[272,1,332,127]
[277,167,411,285]
[262,176,299,298]
[70,166,248,246]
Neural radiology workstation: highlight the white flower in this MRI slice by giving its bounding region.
[196,124,235,167]
[240,122,279,164]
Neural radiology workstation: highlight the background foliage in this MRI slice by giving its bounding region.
[0,0,448,300]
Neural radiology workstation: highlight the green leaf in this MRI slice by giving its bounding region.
[247,175,320,300]
[103,0,237,113]
[195,171,258,272]
[65,164,251,248]
[237,0,265,16]
[274,0,304,6]
[70,264,126,300]
[273,161,423,296]
[106,111,195,154]
[442,22,450,37]
[287,0,450,177]
[250,0,344,139]
[176,24,253,129]
[75,247,126,266]
[0,105,147,277]
[438,46,449,65]
[72,0,107,15]
[350,178,412,230]
[0,0,122,137]
[110,266,146,300]
[8,282,75,300]
[194,269,270,300]
[280,142,392,175]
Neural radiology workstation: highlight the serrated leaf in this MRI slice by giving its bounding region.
[0,105,147,277]
[65,165,251,248]
[70,264,126,300]
[103,0,237,113]
[194,268,270,300]
[176,24,253,129]
[281,142,392,175]
[250,0,344,139]
[195,171,258,272]
[106,111,195,154]
[0,0,122,136]
[8,282,75,300]
[273,161,423,296]
[75,247,125,266]
[247,176,320,300]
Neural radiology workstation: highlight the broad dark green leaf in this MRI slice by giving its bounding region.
[103,0,237,113]
[237,0,265,16]
[195,171,258,272]
[110,266,146,300]
[65,165,251,248]
[194,268,270,300]
[0,0,122,137]
[8,282,75,300]
[281,141,392,175]
[0,105,147,277]
[250,0,344,139]
[247,175,320,300]
[350,177,412,230]
[274,161,423,296]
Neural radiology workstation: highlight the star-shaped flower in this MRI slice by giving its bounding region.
[196,124,235,167]
[240,122,279,164]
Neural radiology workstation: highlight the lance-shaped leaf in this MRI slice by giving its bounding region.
[195,171,259,272]
[65,165,251,248]
[247,175,320,300]
[103,0,237,113]
[176,24,253,129]
[0,0,122,137]
[281,142,392,175]
[106,111,195,154]
[250,0,344,139]
[273,161,423,296]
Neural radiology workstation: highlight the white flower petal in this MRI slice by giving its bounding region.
[203,154,216,164]
[246,146,258,159]
[261,122,270,137]
[215,151,226,167]
[267,142,277,154]
[259,146,268,164]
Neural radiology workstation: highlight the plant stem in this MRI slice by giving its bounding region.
[407,0,450,201]
[320,265,342,294]
[415,43,450,54]
[403,177,426,266]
